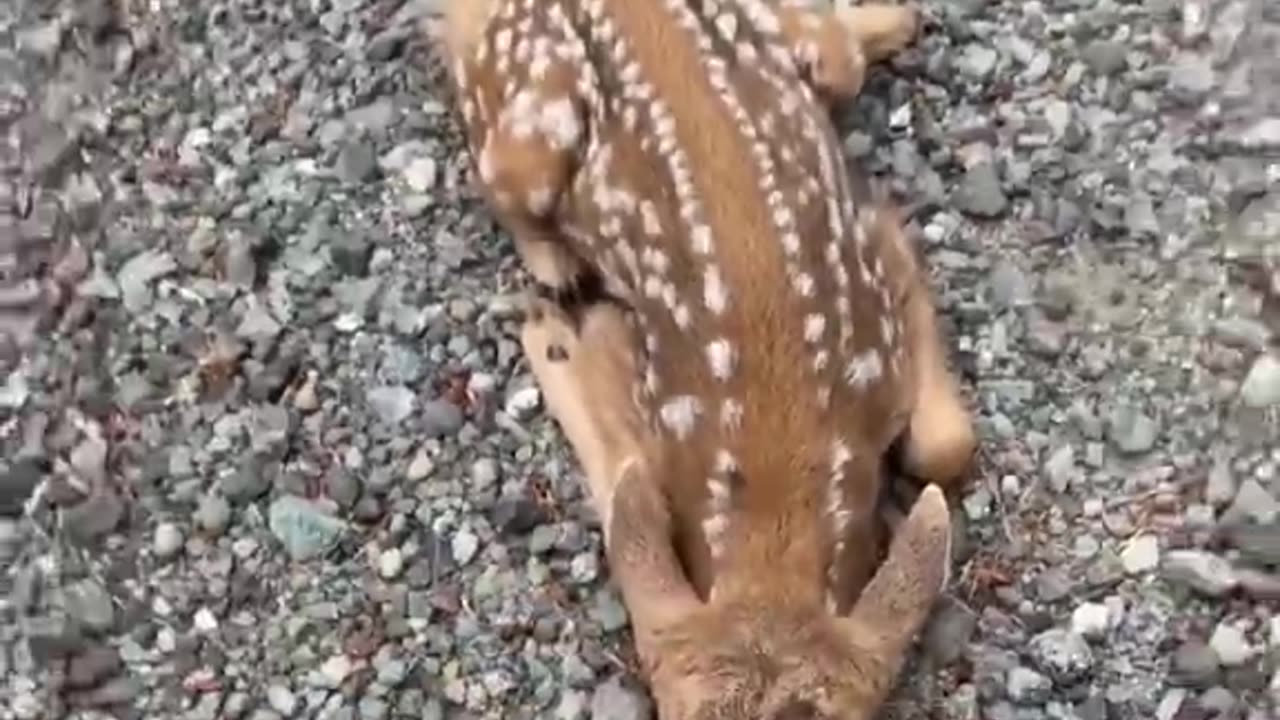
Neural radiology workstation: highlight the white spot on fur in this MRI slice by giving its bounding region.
[674,303,691,329]
[715,449,738,475]
[720,398,744,431]
[660,395,702,439]
[715,13,738,42]
[640,201,663,236]
[706,338,736,381]
[704,265,728,314]
[804,314,826,343]
[792,271,815,298]
[845,349,884,389]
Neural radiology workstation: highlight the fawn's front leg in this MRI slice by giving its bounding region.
[777,2,921,103]
[520,295,655,540]
[442,0,590,295]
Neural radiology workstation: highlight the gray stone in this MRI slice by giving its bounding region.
[1168,53,1216,104]
[330,234,373,276]
[367,385,416,426]
[338,141,378,182]
[1171,640,1220,688]
[954,163,1008,218]
[220,456,272,503]
[1225,479,1280,525]
[0,459,46,517]
[195,494,233,536]
[1007,666,1052,704]
[62,580,115,633]
[957,44,999,81]
[1083,40,1128,75]
[116,249,177,314]
[22,613,84,661]
[1107,404,1159,455]
[268,496,347,561]
[1027,629,1094,684]
[1161,550,1238,597]
[421,399,464,438]
[62,491,125,543]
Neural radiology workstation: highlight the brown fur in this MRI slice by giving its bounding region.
[436,1,976,718]
[521,300,955,720]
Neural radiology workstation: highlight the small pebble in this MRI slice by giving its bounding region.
[378,547,404,579]
[1121,534,1160,574]
[1070,602,1111,639]
[153,522,184,558]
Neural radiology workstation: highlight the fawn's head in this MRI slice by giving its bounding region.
[608,465,952,720]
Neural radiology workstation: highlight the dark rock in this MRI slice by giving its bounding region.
[1170,640,1220,688]
[22,613,85,662]
[61,491,125,544]
[954,163,1008,218]
[65,645,124,689]
[330,233,373,276]
[0,457,47,517]
[492,495,547,535]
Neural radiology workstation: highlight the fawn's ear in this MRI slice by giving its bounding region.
[606,461,704,645]
[837,484,951,702]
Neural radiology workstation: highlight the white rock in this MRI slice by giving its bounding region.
[266,684,297,716]
[1209,622,1254,667]
[319,654,354,688]
[378,547,404,579]
[1241,353,1280,408]
[452,528,480,565]
[505,386,542,420]
[153,522,184,559]
[403,156,438,192]
[1121,534,1160,574]
[1070,602,1111,639]
[1155,688,1186,720]
[193,607,219,633]
[406,448,436,481]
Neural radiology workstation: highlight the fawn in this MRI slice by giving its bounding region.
[436,1,977,717]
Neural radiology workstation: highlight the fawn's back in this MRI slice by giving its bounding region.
[449,0,919,605]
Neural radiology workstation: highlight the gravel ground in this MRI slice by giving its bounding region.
[3,0,1280,718]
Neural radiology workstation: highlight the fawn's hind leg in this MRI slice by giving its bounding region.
[440,0,590,293]
[520,296,654,538]
[776,3,920,102]
[871,207,976,492]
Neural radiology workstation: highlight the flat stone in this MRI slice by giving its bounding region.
[268,495,347,561]
[1171,640,1219,688]
[1162,550,1239,597]
[62,579,115,633]
[1108,404,1159,455]
[954,163,1008,218]
[1007,666,1052,705]
[1240,354,1280,408]
[1121,534,1160,574]
[1210,623,1255,667]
